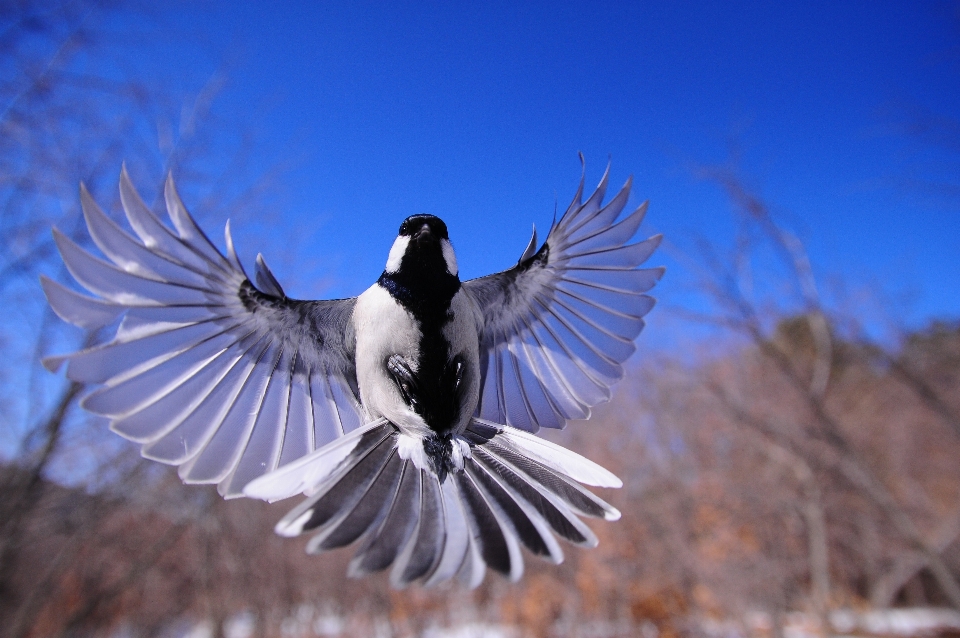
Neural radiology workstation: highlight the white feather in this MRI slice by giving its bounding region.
[243,419,388,502]
[384,235,409,273]
[496,423,623,488]
[441,238,458,275]
[396,432,430,470]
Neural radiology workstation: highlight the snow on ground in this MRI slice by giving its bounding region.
[171,606,960,638]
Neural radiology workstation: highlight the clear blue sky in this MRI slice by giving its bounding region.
[141,1,958,341]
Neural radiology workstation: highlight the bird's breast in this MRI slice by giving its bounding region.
[353,285,480,435]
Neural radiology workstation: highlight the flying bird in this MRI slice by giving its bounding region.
[42,161,663,587]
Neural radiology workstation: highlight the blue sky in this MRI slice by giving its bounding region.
[137,1,958,344]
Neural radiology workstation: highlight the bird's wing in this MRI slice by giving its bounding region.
[463,162,664,432]
[42,168,364,498]
[243,418,620,587]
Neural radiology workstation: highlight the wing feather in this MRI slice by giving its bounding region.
[163,174,235,270]
[465,162,662,432]
[53,228,215,306]
[110,334,266,444]
[499,331,538,432]
[80,325,244,416]
[564,200,647,254]
[222,346,297,495]
[537,300,621,387]
[118,166,216,274]
[278,354,315,467]
[506,325,565,430]
[310,372,344,447]
[144,341,279,469]
[559,165,609,237]
[525,317,607,408]
[40,275,124,330]
[514,314,588,420]
[80,183,211,287]
[45,171,362,497]
[65,320,226,384]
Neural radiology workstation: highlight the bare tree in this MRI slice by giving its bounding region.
[0,2,289,635]
[652,162,960,624]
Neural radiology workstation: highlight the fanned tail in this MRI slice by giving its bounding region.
[243,418,620,588]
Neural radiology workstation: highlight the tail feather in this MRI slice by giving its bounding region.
[301,435,395,540]
[277,427,394,538]
[483,439,620,520]
[491,423,622,488]
[423,478,470,586]
[313,450,404,552]
[392,470,444,585]
[464,458,560,562]
[349,462,420,576]
[455,527,487,588]
[455,469,520,579]
[243,418,622,588]
[248,419,392,506]
[470,448,570,557]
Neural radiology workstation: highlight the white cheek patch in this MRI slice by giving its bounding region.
[441,238,458,276]
[385,235,410,273]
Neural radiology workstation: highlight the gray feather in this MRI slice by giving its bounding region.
[45,173,363,494]
[255,253,285,298]
[349,461,421,576]
[394,471,444,584]
[464,163,662,433]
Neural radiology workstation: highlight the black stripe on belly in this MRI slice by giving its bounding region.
[377,266,462,434]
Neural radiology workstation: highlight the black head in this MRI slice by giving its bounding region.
[384,214,458,277]
[398,214,449,241]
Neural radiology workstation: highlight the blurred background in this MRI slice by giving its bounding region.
[1,1,959,637]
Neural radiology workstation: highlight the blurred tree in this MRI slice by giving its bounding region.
[647,162,960,628]
[0,1,286,636]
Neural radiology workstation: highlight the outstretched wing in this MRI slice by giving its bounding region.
[464,162,664,432]
[42,167,364,497]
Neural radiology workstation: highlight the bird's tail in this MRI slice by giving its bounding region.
[243,418,621,588]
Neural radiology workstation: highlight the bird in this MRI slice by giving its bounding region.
[42,160,663,587]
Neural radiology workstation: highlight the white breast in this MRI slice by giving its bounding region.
[353,284,424,431]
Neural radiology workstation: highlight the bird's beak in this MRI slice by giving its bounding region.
[414,223,435,244]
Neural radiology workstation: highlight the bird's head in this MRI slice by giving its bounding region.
[385,214,458,278]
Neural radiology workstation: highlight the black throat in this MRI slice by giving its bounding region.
[377,259,460,321]
[377,249,462,434]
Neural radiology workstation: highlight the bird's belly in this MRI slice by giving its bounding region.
[352,284,479,434]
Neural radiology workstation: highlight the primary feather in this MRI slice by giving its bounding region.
[44,159,662,586]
